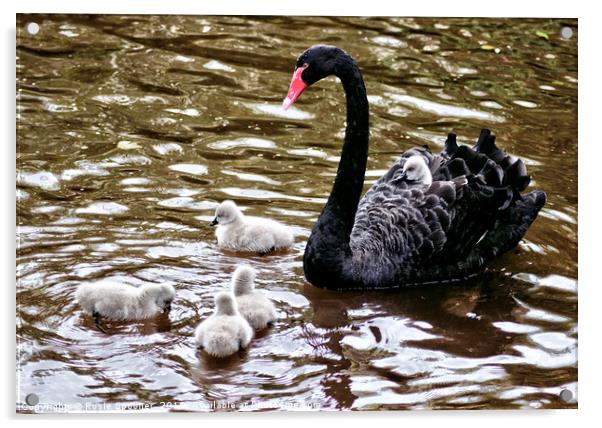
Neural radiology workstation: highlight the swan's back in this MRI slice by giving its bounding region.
[349,129,545,289]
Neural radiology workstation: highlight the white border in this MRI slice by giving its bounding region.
[4,1,598,427]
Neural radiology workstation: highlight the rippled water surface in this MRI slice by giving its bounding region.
[16,15,577,411]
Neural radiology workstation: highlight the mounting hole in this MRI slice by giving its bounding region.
[25,393,39,406]
[26,22,40,35]
[560,27,573,39]
[559,389,574,403]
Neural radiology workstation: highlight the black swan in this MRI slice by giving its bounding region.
[283,45,546,291]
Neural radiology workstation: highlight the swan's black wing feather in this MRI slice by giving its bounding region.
[349,129,545,289]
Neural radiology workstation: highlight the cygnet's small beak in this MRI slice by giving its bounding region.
[398,171,407,181]
[210,218,218,227]
[163,303,171,314]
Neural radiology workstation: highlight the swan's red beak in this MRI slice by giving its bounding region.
[282,64,308,110]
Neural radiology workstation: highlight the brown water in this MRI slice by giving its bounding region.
[16,15,577,412]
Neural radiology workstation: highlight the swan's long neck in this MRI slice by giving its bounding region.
[304,56,369,286]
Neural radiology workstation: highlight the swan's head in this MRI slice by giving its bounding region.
[283,45,350,109]
[402,156,432,186]
[214,292,237,316]
[211,200,242,226]
[232,265,256,296]
[141,283,176,313]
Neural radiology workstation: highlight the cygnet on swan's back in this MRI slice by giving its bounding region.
[75,280,175,332]
[194,292,253,358]
[402,155,432,186]
[231,265,277,330]
[210,200,294,253]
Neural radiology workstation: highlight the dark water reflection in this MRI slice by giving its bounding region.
[16,15,577,411]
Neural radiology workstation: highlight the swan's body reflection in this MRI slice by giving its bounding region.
[300,274,537,409]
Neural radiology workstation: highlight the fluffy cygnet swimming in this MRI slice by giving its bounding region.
[194,292,253,358]
[75,280,175,332]
[402,156,432,186]
[231,265,277,330]
[211,200,294,253]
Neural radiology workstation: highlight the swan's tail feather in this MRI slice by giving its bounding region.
[470,129,532,194]
[448,129,546,265]
[478,159,504,187]
[448,129,534,202]
[436,128,546,274]
[454,145,489,173]
[472,190,546,261]
[447,158,470,178]
[474,130,499,159]
[444,133,458,156]
[474,128,491,152]
[486,137,506,163]
[474,129,505,162]
[420,189,545,284]
[504,158,531,191]
[492,187,514,211]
